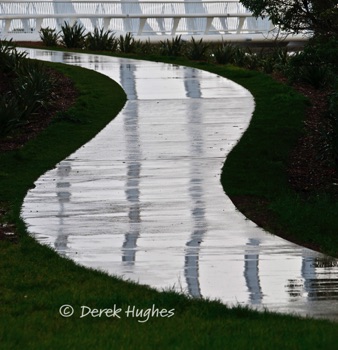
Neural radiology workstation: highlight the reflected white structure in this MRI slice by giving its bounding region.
[0,1,286,41]
[21,49,338,321]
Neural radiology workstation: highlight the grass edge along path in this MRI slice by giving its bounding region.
[0,55,337,349]
[218,66,338,258]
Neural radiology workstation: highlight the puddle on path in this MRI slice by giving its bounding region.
[21,49,338,321]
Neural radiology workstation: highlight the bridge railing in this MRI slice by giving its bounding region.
[0,1,274,38]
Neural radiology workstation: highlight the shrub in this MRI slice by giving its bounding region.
[118,33,137,53]
[298,64,332,89]
[134,39,156,55]
[160,35,183,57]
[0,94,22,138]
[272,47,290,67]
[329,84,338,167]
[0,39,15,55]
[329,84,338,121]
[14,61,56,119]
[185,37,209,61]
[244,49,260,70]
[60,21,87,49]
[39,27,60,47]
[286,36,338,88]
[212,42,235,64]
[85,28,118,51]
[0,40,27,73]
[232,46,247,67]
[308,35,338,73]
[259,56,275,74]
[0,44,57,138]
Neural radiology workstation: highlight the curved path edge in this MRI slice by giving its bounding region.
[20,49,338,321]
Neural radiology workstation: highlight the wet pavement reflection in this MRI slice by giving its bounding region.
[21,49,338,321]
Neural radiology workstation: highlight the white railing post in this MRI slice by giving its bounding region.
[237,16,245,34]
[137,17,147,35]
[204,16,214,35]
[4,19,11,34]
[103,17,110,32]
[53,0,76,29]
[36,17,43,33]
[171,17,181,36]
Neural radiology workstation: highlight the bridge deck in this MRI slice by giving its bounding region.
[0,1,307,42]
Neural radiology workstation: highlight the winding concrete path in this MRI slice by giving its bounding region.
[21,49,338,321]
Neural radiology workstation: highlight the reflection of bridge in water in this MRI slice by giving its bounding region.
[0,1,307,42]
[21,49,338,321]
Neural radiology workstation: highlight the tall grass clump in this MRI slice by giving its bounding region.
[328,81,338,167]
[185,37,209,61]
[60,21,87,49]
[0,39,27,73]
[285,35,338,89]
[287,49,332,88]
[134,39,156,55]
[271,47,289,69]
[0,95,22,137]
[39,27,60,47]
[14,61,56,119]
[160,35,184,57]
[118,32,137,53]
[212,42,235,64]
[0,40,57,138]
[85,28,118,51]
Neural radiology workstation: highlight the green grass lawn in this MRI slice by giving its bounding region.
[1,50,338,349]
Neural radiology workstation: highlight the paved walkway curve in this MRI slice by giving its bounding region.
[21,49,338,321]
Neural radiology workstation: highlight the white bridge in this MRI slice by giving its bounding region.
[0,1,307,42]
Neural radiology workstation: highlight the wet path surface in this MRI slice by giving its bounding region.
[21,49,338,321]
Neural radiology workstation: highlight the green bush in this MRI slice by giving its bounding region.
[329,84,338,121]
[85,28,118,51]
[118,32,137,53]
[272,47,290,67]
[14,61,56,119]
[286,36,337,88]
[212,42,235,64]
[185,37,209,61]
[60,21,87,49]
[259,56,276,74]
[0,40,27,73]
[308,35,338,73]
[134,39,156,55]
[160,35,183,57]
[0,95,22,137]
[0,44,58,137]
[299,64,332,89]
[39,27,60,47]
[329,83,338,166]
[232,46,248,67]
[259,47,290,74]
[244,49,260,70]
[0,39,15,56]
